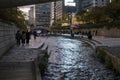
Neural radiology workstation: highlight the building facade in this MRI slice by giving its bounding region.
[35,3,51,29]
[76,0,110,11]
[28,6,34,29]
[50,1,63,27]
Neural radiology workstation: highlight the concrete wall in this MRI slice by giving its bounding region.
[96,46,120,74]
[97,28,120,37]
[0,22,17,57]
[74,28,120,38]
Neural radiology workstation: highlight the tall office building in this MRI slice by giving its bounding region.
[50,1,63,26]
[76,0,110,11]
[28,7,34,25]
[76,0,84,12]
[28,6,35,29]
[35,2,51,29]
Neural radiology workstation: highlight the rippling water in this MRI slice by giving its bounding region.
[43,36,119,80]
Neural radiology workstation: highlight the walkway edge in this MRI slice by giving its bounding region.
[34,58,42,80]
[96,47,120,74]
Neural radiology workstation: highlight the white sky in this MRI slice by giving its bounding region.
[18,5,34,19]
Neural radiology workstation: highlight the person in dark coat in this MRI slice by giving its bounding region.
[15,30,21,46]
[26,30,30,45]
[21,31,26,46]
[87,31,92,40]
[33,30,37,40]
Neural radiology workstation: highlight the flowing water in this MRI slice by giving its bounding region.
[43,36,120,80]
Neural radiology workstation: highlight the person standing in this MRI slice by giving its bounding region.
[26,30,30,45]
[87,30,92,40]
[21,31,26,46]
[15,30,21,46]
[33,30,37,40]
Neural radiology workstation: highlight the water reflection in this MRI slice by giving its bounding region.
[43,37,92,80]
[44,37,117,80]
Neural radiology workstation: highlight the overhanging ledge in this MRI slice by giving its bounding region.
[0,0,60,9]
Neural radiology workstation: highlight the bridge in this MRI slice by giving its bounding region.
[36,26,51,31]
[0,0,60,9]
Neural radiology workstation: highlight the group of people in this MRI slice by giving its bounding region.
[15,30,30,46]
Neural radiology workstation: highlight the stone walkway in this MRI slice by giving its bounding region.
[0,34,120,80]
[0,36,47,80]
[0,62,34,80]
[0,36,47,62]
[93,36,120,47]
[92,36,120,59]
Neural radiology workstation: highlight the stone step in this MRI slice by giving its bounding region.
[41,43,48,50]
[0,62,35,80]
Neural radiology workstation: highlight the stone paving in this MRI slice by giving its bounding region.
[93,36,120,47]
[0,34,120,80]
[92,36,120,59]
[0,36,47,62]
[0,62,34,80]
[0,36,47,80]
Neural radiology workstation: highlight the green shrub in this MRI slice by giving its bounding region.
[97,49,106,63]
[39,50,49,76]
[105,55,113,69]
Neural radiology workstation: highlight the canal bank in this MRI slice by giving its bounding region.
[80,36,120,75]
[1,35,120,80]
[0,36,50,80]
[39,36,120,80]
[96,46,120,74]
[65,34,120,75]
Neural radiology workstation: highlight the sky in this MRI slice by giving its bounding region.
[19,5,33,13]
[18,5,34,19]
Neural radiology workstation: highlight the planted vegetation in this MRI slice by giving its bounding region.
[39,50,49,77]
[96,47,120,74]
[76,0,120,29]
[0,8,27,29]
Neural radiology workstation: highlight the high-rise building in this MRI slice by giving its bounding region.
[56,1,63,21]
[28,6,35,29]
[50,2,55,26]
[35,2,51,29]
[76,0,110,11]
[50,1,63,26]
[76,0,84,12]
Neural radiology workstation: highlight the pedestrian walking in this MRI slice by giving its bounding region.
[26,30,30,45]
[87,30,92,40]
[15,30,21,46]
[33,30,37,40]
[95,30,98,36]
[21,31,26,46]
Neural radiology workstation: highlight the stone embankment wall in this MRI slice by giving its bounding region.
[96,46,120,74]
[0,21,17,57]
[76,28,120,37]
[95,28,120,37]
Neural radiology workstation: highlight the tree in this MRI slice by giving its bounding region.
[0,8,27,29]
[105,0,120,21]
[76,10,86,21]
[89,7,108,23]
